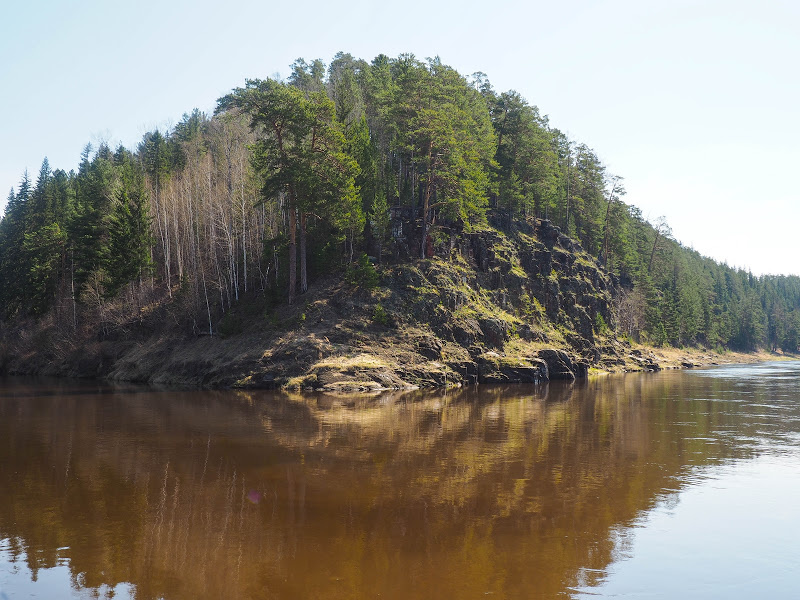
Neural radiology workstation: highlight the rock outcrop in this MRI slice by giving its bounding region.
[0,217,648,389]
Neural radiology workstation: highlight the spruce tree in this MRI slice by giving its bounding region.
[103,149,152,298]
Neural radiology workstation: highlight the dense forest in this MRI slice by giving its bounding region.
[1,52,799,353]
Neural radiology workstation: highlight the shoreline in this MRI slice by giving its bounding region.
[590,346,798,377]
[0,340,793,392]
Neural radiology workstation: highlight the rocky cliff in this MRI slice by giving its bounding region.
[0,218,678,389]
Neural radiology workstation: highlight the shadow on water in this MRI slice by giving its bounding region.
[1,364,799,599]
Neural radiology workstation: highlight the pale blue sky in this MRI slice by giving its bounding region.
[2,0,798,274]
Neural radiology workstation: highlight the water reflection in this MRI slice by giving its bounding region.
[0,363,799,599]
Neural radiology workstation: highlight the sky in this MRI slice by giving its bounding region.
[2,0,798,275]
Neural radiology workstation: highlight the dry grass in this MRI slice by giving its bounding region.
[312,353,389,372]
[649,345,795,367]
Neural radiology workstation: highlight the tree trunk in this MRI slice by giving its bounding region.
[241,170,247,294]
[274,243,279,288]
[288,205,297,304]
[648,229,661,274]
[300,212,308,294]
[420,210,429,259]
[200,260,213,336]
[420,159,434,259]
[601,180,618,267]
[70,250,76,331]
[564,150,571,233]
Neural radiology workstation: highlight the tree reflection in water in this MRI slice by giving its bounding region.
[0,368,795,599]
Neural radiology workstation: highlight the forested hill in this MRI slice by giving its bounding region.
[1,51,800,368]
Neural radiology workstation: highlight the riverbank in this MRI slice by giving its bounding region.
[0,285,789,392]
[591,345,795,376]
[1,219,792,390]
[649,346,794,368]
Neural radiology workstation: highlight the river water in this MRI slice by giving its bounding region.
[0,361,798,599]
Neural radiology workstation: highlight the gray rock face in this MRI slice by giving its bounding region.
[478,317,513,349]
[628,349,661,371]
[479,363,547,384]
[451,318,483,346]
[538,219,562,249]
[537,348,588,380]
[454,222,616,379]
[476,353,548,383]
[416,336,443,360]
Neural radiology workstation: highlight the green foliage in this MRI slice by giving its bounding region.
[488,90,559,220]
[68,143,116,298]
[595,313,610,336]
[0,174,32,318]
[1,50,800,356]
[102,149,153,298]
[372,303,391,326]
[23,222,66,314]
[387,56,495,250]
[219,76,361,300]
[345,253,379,288]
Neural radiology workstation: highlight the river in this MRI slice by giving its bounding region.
[1,361,799,599]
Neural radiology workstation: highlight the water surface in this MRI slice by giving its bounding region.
[1,362,799,599]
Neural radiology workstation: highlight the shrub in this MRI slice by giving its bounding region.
[372,303,391,326]
[345,253,379,288]
[595,313,610,335]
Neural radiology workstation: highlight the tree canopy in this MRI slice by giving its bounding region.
[1,52,799,352]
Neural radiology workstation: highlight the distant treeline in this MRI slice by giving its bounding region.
[1,52,799,351]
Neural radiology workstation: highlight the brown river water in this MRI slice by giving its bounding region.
[1,361,799,599]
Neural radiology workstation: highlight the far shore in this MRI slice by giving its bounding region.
[590,345,799,377]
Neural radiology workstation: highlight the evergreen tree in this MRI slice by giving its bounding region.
[68,144,115,298]
[1,50,800,355]
[22,159,69,314]
[218,77,359,302]
[103,149,152,298]
[0,173,31,317]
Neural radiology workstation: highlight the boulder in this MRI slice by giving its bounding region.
[478,317,512,348]
[627,352,661,371]
[537,348,588,380]
[451,317,483,346]
[447,358,480,385]
[476,352,548,383]
[416,336,443,360]
[479,363,546,384]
